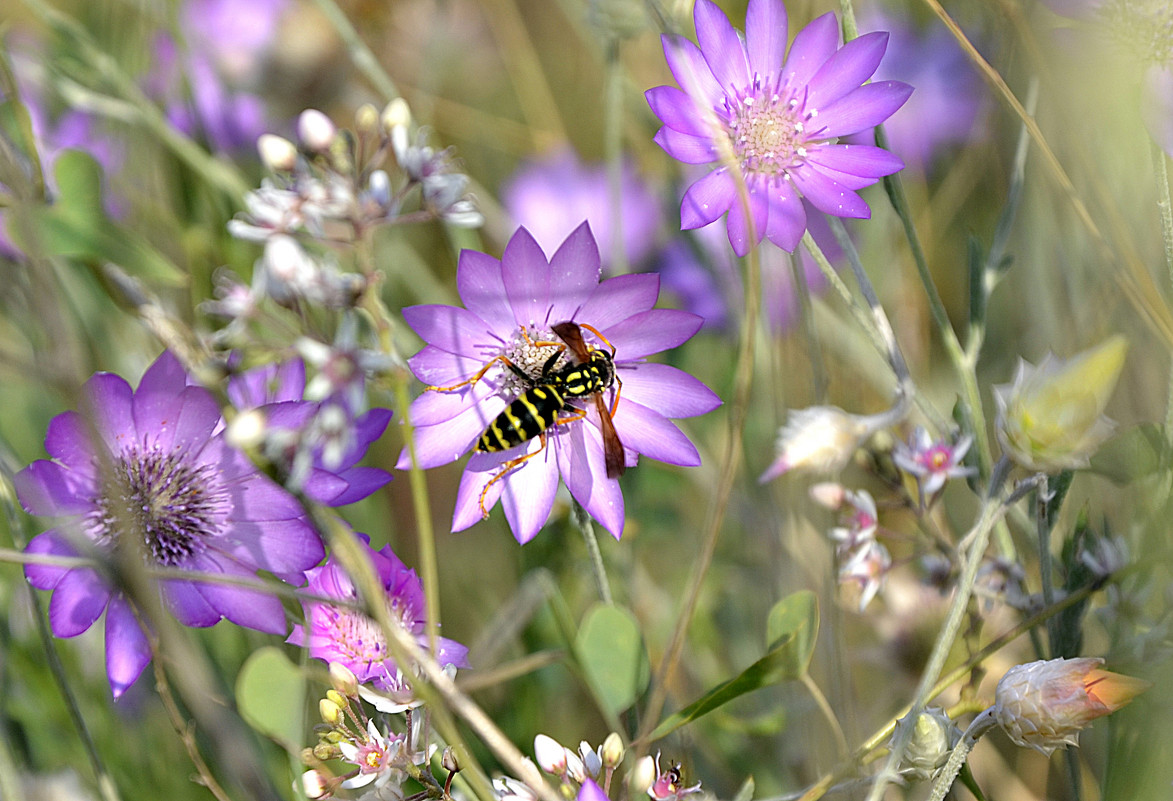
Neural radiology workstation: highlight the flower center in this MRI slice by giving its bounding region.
[320,597,414,670]
[88,447,229,566]
[723,77,820,177]
[497,327,566,397]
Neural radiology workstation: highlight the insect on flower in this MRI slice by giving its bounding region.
[429,320,625,517]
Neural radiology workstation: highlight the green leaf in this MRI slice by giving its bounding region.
[957,762,987,801]
[575,604,649,718]
[236,646,307,748]
[730,775,754,801]
[648,591,818,741]
[24,149,187,286]
[1089,423,1167,484]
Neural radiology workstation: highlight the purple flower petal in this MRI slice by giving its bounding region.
[457,249,514,329]
[746,0,789,79]
[15,459,96,517]
[219,518,324,575]
[608,309,704,360]
[224,473,308,521]
[805,144,905,182]
[44,411,99,474]
[765,179,807,251]
[325,466,393,506]
[694,0,750,92]
[399,399,504,469]
[681,168,737,230]
[578,274,662,330]
[409,378,498,427]
[646,85,710,137]
[725,181,768,256]
[613,401,701,467]
[499,445,560,544]
[105,595,152,699]
[190,553,287,634]
[452,451,516,532]
[82,372,136,447]
[790,167,870,219]
[162,577,223,628]
[48,568,111,637]
[816,81,913,138]
[547,221,602,323]
[502,227,553,328]
[620,363,722,418]
[653,127,719,164]
[301,468,353,504]
[782,12,840,89]
[806,32,888,109]
[408,345,491,388]
[402,305,500,356]
[663,36,724,109]
[556,426,624,539]
[24,528,78,590]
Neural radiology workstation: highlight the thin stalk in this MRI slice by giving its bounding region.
[1152,142,1173,436]
[640,165,762,739]
[801,673,849,761]
[790,250,828,401]
[927,708,997,801]
[573,502,614,605]
[310,0,400,101]
[1036,476,1055,658]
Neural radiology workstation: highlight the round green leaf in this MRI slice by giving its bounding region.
[236,646,307,749]
[575,603,649,717]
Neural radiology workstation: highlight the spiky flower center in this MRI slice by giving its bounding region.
[88,447,229,566]
[1101,0,1173,65]
[320,595,414,668]
[497,326,566,397]
[722,77,822,177]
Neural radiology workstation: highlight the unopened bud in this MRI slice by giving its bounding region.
[329,662,359,697]
[319,698,343,726]
[225,408,267,450]
[300,769,332,799]
[325,689,346,709]
[893,707,957,780]
[993,657,1149,756]
[382,97,411,133]
[628,756,656,796]
[809,482,847,510]
[298,109,336,152]
[442,746,461,773]
[534,733,568,775]
[601,732,624,769]
[760,404,904,482]
[257,133,298,171]
[355,103,379,134]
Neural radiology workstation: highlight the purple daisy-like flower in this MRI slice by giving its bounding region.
[227,358,393,506]
[15,351,324,697]
[287,534,469,712]
[892,427,975,501]
[645,0,912,255]
[399,223,721,544]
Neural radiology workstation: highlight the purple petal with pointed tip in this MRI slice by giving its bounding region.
[653,127,719,165]
[106,596,152,699]
[746,0,788,78]
[608,309,703,360]
[816,81,913,138]
[694,0,750,91]
[646,85,710,137]
[681,169,737,230]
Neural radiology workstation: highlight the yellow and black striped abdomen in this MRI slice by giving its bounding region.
[477,384,568,452]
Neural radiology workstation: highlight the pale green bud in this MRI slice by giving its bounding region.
[298,109,336,152]
[382,98,412,134]
[257,134,298,172]
[892,707,958,780]
[994,336,1127,472]
[328,662,359,697]
[319,698,343,725]
[355,103,380,134]
[628,756,656,796]
[601,731,625,769]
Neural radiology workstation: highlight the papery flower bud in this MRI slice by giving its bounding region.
[628,756,657,796]
[535,734,569,775]
[298,109,337,152]
[892,707,958,780]
[329,662,359,697]
[319,698,343,726]
[994,336,1127,472]
[760,404,904,482]
[809,482,847,510]
[225,408,267,450]
[993,657,1149,756]
[258,133,298,171]
[300,768,333,799]
[601,732,624,769]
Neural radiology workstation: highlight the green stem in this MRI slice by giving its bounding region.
[1152,142,1173,437]
[309,0,400,101]
[574,502,614,605]
[604,38,628,274]
[926,708,997,801]
[1036,475,1055,658]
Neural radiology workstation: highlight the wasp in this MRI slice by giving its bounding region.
[427,321,625,518]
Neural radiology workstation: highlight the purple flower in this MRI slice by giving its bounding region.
[15,351,324,697]
[227,358,393,506]
[399,223,721,543]
[892,427,975,502]
[502,149,664,270]
[854,9,987,171]
[645,0,911,255]
[287,535,469,712]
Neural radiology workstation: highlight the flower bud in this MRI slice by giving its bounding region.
[760,404,904,482]
[579,741,602,779]
[892,707,958,780]
[535,733,568,775]
[809,482,847,510]
[355,103,380,134]
[628,756,657,796]
[319,698,343,726]
[325,689,347,709]
[298,109,336,152]
[601,731,624,769]
[381,97,412,134]
[994,336,1127,472]
[442,745,461,773]
[329,662,359,697]
[257,133,298,171]
[225,408,267,450]
[300,769,332,799]
[993,657,1149,756]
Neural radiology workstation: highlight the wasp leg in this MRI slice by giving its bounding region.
[478,435,548,519]
[426,354,521,393]
[576,322,616,355]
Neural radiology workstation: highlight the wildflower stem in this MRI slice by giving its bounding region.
[574,502,614,605]
[1151,142,1173,437]
[790,249,828,401]
[151,660,235,801]
[801,673,849,761]
[926,708,996,801]
[862,482,1010,801]
[1035,475,1056,657]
